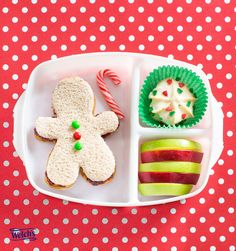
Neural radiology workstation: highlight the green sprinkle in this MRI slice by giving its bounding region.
[176,77,180,81]
[152,90,157,96]
[71,120,80,129]
[177,88,183,94]
[149,107,153,112]
[186,101,191,107]
[159,117,163,121]
[169,111,175,116]
[74,142,83,151]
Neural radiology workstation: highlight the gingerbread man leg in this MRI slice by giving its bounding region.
[46,138,81,187]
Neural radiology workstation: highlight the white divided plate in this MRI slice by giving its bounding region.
[13,52,224,207]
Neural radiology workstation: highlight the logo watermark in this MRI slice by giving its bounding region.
[10,228,37,241]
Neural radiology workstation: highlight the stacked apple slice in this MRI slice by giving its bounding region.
[138,139,203,196]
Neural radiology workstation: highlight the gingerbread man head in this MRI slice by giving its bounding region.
[35,77,119,187]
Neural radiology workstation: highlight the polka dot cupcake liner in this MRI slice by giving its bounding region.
[139,65,208,128]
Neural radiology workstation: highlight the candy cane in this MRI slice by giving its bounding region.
[96,69,125,119]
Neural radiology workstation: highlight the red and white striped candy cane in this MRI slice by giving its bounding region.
[96,69,125,119]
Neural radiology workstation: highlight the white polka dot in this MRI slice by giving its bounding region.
[41,7,47,13]
[205,16,212,22]
[181,236,187,242]
[80,44,87,51]
[109,16,115,22]
[102,237,109,243]
[138,6,144,13]
[170,208,176,214]
[218,159,224,165]
[219,236,226,242]
[228,207,234,214]
[219,216,225,223]
[167,16,173,22]
[215,25,222,32]
[148,16,154,22]
[227,111,233,118]
[228,188,234,194]
[227,150,234,156]
[215,6,221,13]
[119,6,125,12]
[43,238,50,244]
[157,26,164,32]
[151,208,157,214]
[2,7,9,13]
[200,217,206,223]
[225,54,232,60]
[4,238,10,244]
[229,226,235,233]
[119,44,125,51]
[3,141,9,147]
[157,7,163,13]
[141,236,148,243]
[129,35,135,41]
[60,6,67,13]
[218,178,224,184]
[200,236,206,242]
[190,227,196,233]
[138,25,145,32]
[228,168,234,175]
[225,16,231,23]
[70,35,77,42]
[51,16,57,23]
[209,227,215,233]
[119,25,125,32]
[139,44,145,51]
[225,35,231,41]
[161,236,167,243]
[158,44,164,51]
[100,44,106,51]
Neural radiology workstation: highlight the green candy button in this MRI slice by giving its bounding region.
[74,142,83,151]
[71,120,80,129]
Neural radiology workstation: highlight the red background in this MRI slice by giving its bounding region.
[1,0,235,250]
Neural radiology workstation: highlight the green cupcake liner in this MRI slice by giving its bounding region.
[139,65,208,128]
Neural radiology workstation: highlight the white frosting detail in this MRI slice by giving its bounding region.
[149,79,195,125]
[35,77,119,186]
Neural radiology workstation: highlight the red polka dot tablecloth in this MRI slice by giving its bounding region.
[1,0,236,250]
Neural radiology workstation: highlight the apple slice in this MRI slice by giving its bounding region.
[141,150,203,163]
[141,139,202,153]
[138,183,193,196]
[139,172,200,185]
[140,161,201,174]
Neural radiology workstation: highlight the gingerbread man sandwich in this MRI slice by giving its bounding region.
[35,77,119,188]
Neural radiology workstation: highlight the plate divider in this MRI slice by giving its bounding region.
[128,60,142,203]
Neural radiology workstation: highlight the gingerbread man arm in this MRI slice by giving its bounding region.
[35,117,60,140]
[93,111,119,136]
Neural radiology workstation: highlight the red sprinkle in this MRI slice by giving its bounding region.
[73,132,81,140]
[165,106,173,111]
[167,79,172,85]
[179,83,185,88]
[162,91,168,97]
[182,114,187,119]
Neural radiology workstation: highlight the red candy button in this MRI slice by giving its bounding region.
[179,82,185,88]
[182,114,187,119]
[167,79,172,85]
[162,91,168,97]
[73,132,81,140]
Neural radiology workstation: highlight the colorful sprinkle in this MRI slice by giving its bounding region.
[74,142,83,151]
[73,132,81,140]
[182,114,187,119]
[167,79,172,85]
[71,120,80,129]
[162,91,168,97]
[186,101,191,107]
[177,88,183,94]
[152,90,157,96]
[178,82,185,88]
[176,77,180,81]
[169,111,175,117]
[165,106,173,111]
